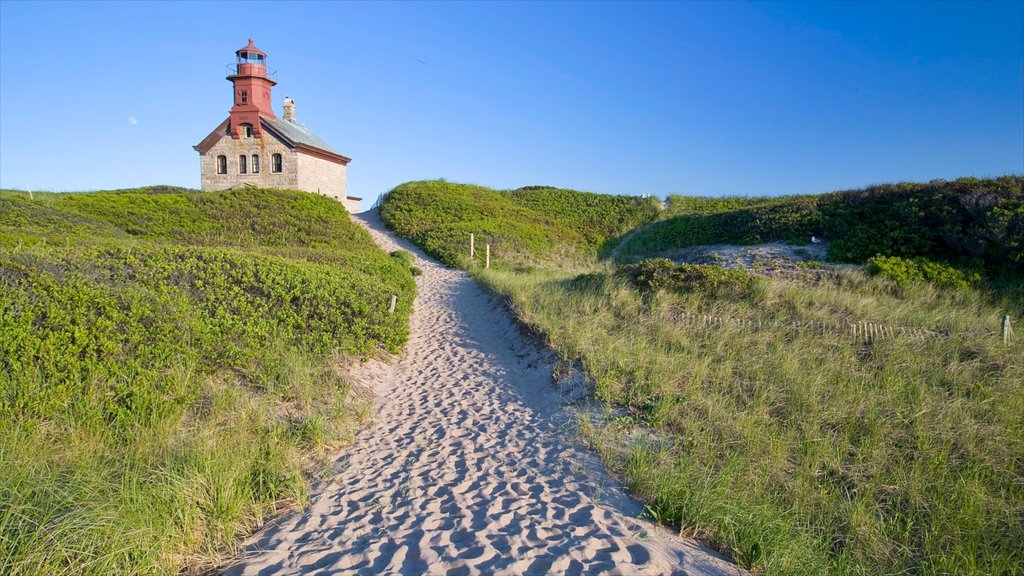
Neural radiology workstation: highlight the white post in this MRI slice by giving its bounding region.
[389,294,397,314]
[485,244,490,269]
[470,233,475,259]
[1003,315,1013,344]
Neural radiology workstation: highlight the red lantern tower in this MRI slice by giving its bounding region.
[226,39,276,138]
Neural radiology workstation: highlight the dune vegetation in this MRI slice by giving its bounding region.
[619,176,1024,275]
[381,177,1024,575]
[0,187,416,575]
[379,180,660,268]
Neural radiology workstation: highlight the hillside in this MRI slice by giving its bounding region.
[380,177,1024,575]
[379,180,660,268]
[616,176,1024,275]
[0,187,416,575]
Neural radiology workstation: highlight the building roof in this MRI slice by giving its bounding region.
[194,116,350,165]
[262,116,341,156]
[261,116,351,164]
[193,118,230,154]
[237,38,266,57]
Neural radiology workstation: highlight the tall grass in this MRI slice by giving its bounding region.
[1,187,415,574]
[476,266,1023,574]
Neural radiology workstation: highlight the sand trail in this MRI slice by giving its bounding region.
[223,210,742,575]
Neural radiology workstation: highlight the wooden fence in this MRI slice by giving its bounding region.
[668,312,950,343]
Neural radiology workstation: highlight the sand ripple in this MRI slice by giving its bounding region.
[223,210,742,576]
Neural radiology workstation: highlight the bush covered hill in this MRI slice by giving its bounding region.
[379,180,661,268]
[617,176,1024,276]
[381,177,1023,575]
[0,186,416,575]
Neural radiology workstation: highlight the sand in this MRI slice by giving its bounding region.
[222,210,743,576]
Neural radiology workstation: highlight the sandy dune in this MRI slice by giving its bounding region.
[223,210,742,576]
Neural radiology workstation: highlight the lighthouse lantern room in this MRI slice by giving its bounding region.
[226,39,276,137]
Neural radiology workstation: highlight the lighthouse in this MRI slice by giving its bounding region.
[193,39,360,213]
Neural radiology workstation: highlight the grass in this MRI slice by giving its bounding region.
[379,180,660,268]
[476,266,1023,575]
[1,187,415,575]
[380,177,1024,575]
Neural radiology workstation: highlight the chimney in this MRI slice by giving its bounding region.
[283,96,296,122]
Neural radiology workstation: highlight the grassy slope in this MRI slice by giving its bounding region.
[617,176,1024,275]
[482,267,1023,576]
[379,180,659,268]
[1,187,415,575]
[381,178,1024,575]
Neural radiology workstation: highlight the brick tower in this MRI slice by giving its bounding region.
[227,39,276,138]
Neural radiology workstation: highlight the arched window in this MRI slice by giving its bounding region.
[251,154,260,174]
[216,155,227,174]
[272,153,282,173]
[239,154,247,174]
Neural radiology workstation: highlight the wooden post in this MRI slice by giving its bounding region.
[470,233,475,259]
[1003,315,1013,344]
[485,244,491,269]
[389,294,397,314]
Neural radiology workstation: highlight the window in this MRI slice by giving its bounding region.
[240,90,248,104]
[216,155,227,174]
[239,154,247,174]
[251,154,260,174]
[272,153,282,173]
[241,123,253,138]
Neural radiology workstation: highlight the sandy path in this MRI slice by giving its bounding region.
[223,210,742,576]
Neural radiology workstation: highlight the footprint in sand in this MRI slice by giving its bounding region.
[222,209,745,576]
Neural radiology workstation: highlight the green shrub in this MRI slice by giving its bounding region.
[0,187,415,575]
[380,180,659,268]
[390,249,415,266]
[867,255,982,289]
[664,194,771,216]
[617,176,1024,276]
[618,259,761,298]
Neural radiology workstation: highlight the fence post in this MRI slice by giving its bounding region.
[389,294,397,314]
[1003,315,1013,344]
[486,244,491,269]
[470,233,475,259]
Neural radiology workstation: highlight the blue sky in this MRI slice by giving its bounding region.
[1,1,1021,208]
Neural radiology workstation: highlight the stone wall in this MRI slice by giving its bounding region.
[342,196,362,213]
[200,133,297,191]
[296,152,347,203]
[199,131,356,212]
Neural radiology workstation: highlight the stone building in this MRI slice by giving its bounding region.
[194,39,360,213]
